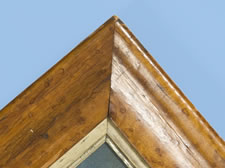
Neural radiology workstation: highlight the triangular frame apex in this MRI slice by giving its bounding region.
[0,16,224,168]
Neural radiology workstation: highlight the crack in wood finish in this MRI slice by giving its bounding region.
[0,16,225,168]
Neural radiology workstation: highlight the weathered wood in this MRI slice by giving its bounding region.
[49,118,149,168]
[107,119,150,168]
[109,19,225,168]
[50,119,107,168]
[1,16,225,168]
[0,17,115,168]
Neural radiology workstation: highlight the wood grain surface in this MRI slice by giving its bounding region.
[1,16,225,168]
[109,19,225,168]
[0,17,115,168]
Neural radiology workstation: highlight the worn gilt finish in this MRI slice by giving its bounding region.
[0,16,224,168]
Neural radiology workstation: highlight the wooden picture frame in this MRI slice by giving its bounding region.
[0,16,224,168]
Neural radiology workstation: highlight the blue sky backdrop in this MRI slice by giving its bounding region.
[0,0,225,139]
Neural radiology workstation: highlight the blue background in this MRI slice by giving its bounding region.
[0,1,224,139]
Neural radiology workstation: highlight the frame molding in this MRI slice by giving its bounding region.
[50,119,107,168]
[50,118,149,168]
[0,16,225,168]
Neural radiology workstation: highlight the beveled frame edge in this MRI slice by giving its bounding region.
[114,17,224,146]
[109,18,225,167]
[0,16,115,168]
[50,118,149,168]
[49,119,107,168]
[1,16,224,167]
[107,119,150,168]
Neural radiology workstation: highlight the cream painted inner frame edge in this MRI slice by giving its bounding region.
[49,118,150,168]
